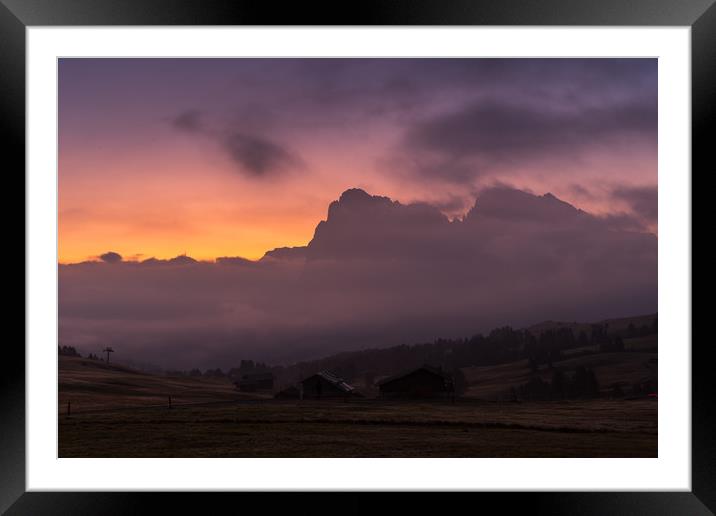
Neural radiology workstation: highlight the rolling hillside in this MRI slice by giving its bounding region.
[462,348,657,400]
[59,355,263,413]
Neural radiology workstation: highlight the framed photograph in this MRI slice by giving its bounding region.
[5,0,711,513]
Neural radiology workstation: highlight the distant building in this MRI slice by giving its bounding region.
[300,370,361,399]
[235,371,274,393]
[378,365,455,399]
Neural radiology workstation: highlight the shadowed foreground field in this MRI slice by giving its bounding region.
[58,355,657,457]
[59,398,657,457]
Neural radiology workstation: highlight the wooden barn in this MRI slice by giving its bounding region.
[235,371,274,393]
[300,370,361,399]
[378,365,455,399]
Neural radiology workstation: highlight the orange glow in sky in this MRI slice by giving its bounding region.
[59,58,657,263]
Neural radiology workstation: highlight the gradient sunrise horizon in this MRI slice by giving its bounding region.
[59,58,657,264]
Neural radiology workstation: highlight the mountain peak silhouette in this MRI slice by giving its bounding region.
[338,188,376,203]
[464,186,587,225]
[303,188,448,260]
[326,188,396,221]
[261,186,654,263]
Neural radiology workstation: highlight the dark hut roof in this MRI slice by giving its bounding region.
[303,370,356,393]
[377,365,454,387]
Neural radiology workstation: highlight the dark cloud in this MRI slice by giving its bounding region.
[402,96,657,183]
[60,187,656,369]
[157,59,655,184]
[62,58,656,189]
[140,255,198,266]
[215,256,256,266]
[285,58,656,123]
[99,251,122,263]
[612,185,658,223]
[221,132,302,177]
[170,109,203,132]
[169,108,302,178]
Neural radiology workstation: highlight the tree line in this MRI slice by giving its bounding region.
[513,366,600,401]
[165,359,271,380]
[271,316,657,386]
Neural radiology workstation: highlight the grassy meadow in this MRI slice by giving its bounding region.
[58,355,656,458]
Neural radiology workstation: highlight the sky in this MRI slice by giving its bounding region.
[58,58,657,263]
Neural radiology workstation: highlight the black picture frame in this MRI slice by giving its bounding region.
[2,1,710,514]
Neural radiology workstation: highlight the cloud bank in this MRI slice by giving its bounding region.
[612,185,658,224]
[59,187,657,369]
[402,97,656,184]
